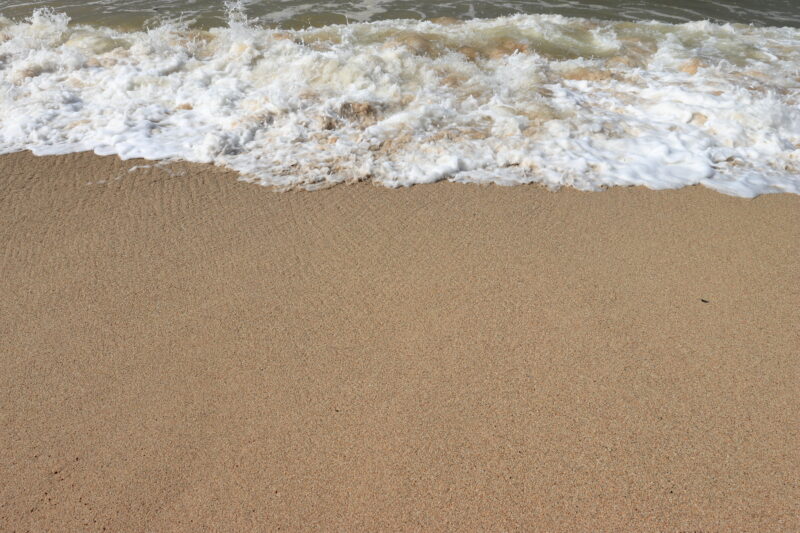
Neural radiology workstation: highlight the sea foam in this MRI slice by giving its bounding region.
[1,9,799,196]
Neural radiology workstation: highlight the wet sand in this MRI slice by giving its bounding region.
[1,151,798,531]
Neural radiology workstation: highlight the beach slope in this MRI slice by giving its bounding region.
[1,152,798,530]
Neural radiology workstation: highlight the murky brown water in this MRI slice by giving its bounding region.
[2,0,799,29]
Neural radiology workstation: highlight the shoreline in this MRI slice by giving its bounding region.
[1,151,798,530]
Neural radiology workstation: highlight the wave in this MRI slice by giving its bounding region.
[1,9,799,196]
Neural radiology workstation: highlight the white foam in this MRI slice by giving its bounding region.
[1,9,799,196]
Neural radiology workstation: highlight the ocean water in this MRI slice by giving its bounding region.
[3,0,800,29]
[1,2,799,196]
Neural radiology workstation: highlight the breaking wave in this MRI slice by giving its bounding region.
[1,8,799,196]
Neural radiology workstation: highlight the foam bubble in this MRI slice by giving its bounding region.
[1,10,799,196]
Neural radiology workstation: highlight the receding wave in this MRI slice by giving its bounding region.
[1,9,799,196]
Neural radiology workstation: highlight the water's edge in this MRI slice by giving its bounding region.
[1,9,799,196]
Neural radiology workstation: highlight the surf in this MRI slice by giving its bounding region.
[1,8,799,196]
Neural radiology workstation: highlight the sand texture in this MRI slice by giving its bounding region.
[1,152,798,531]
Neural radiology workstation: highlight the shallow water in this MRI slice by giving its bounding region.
[2,0,800,29]
[0,4,799,196]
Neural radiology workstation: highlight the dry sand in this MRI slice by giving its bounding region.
[1,151,798,531]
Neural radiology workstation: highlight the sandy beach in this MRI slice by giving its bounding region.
[1,151,798,531]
